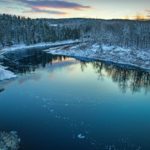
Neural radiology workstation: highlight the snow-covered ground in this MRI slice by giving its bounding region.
[0,40,79,55]
[0,65,17,81]
[46,43,150,71]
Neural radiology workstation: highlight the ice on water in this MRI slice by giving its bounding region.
[0,131,20,150]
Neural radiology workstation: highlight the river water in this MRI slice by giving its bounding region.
[0,49,150,150]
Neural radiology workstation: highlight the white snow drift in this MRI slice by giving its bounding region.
[0,66,17,81]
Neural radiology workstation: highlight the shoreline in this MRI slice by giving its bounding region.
[73,55,150,72]
[46,43,150,72]
[49,53,150,72]
[0,40,150,76]
[0,40,80,55]
[0,40,79,81]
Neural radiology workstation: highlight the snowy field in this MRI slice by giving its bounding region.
[46,42,150,71]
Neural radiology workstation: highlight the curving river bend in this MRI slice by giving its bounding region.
[0,48,150,150]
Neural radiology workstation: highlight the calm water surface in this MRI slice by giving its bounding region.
[0,49,150,150]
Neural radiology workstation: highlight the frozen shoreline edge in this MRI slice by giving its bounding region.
[0,40,79,81]
[0,66,17,81]
[48,51,150,72]
[0,40,80,55]
[44,42,150,72]
[75,55,150,72]
[0,40,150,75]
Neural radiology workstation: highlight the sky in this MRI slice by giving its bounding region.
[0,0,150,19]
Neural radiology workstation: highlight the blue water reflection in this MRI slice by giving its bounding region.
[0,49,150,150]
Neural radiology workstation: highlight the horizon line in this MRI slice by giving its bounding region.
[0,13,150,21]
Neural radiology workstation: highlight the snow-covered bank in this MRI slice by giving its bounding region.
[0,40,80,81]
[0,65,17,81]
[46,43,150,71]
[0,40,80,55]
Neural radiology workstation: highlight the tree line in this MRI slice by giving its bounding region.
[0,14,150,50]
[0,14,80,48]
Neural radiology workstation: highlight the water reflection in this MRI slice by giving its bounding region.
[83,61,150,93]
[1,49,150,94]
[0,88,4,93]
[2,49,70,74]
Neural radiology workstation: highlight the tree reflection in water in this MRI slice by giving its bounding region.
[2,49,70,74]
[1,49,150,94]
[80,61,150,94]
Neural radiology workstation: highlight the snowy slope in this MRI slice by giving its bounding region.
[46,43,150,71]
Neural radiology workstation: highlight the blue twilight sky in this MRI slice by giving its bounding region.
[0,0,150,19]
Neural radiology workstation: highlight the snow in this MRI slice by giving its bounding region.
[0,40,80,55]
[102,45,115,51]
[1,39,150,72]
[46,42,150,71]
[0,40,80,81]
[49,24,58,27]
[0,65,17,81]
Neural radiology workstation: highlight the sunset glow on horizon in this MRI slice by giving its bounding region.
[0,0,150,19]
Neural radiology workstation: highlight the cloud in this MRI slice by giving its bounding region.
[20,0,91,10]
[16,0,91,16]
[24,7,67,15]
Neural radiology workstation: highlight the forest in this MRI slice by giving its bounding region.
[0,14,150,50]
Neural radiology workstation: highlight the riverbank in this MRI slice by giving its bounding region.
[0,65,17,81]
[0,40,80,55]
[45,43,150,72]
[0,40,150,81]
[0,40,79,81]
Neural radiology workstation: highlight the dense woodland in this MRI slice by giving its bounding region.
[0,14,80,47]
[0,14,150,49]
